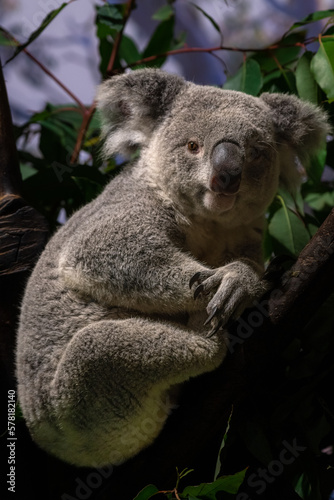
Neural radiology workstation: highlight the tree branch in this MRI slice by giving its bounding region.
[70,0,136,165]
[1,30,86,113]
[126,35,327,69]
[0,59,21,197]
[70,103,96,165]
[106,0,136,76]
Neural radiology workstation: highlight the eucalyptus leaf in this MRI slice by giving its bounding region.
[268,196,310,256]
[119,35,141,64]
[277,186,304,216]
[0,27,17,46]
[306,147,327,184]
[152,5,174,21]
[190,3,222,36]
[20,163,38,181]
[305,191,334,211]
[252,33,304,74]
[72,176,103,203]
[6,3,69,63]
[96,4,124,31]
[310,39,334,102]
[214,407,233,480]
[296,52,319,104]
[142,17,174,67]
[224,59,262,96]
[133,484,159,500]
[182,469,247,498]
[287,9,334,33]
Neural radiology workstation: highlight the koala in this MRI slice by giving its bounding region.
[16,68,329,468]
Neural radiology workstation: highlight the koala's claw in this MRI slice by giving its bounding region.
[193,283,204,299]
[189,270,215,290]
[189,272,202,289]
[205,306,224,338]
[203,306,218,326]
[206,320,223,338]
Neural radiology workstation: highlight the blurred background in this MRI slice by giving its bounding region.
[0,0,333,124]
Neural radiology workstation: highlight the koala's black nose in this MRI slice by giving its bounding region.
[210,142,242,195]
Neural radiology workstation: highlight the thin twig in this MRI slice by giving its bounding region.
[22,48,86,113]
[70,0,136,164]
[73,34,304,163]
[106,0,136,76]
[126,35,326,69]
[2,30,86,113]
[70,102,96,165]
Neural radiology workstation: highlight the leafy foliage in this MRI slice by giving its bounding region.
[1,2,334,499]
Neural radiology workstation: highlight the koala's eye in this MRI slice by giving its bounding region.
[187,141,199,153]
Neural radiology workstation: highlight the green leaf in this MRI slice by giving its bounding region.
[29,105,83,128]
[142,17,175,67]
[97,34,114,76]
[96,4,124,31]
[119,35,141,65]
[214,407,233,480]
[306,146,327,185]
[72,176,103,204]
[268,195,310,256]
[95,4,125,74]
[172,30,187,51]
[6,3,69,63]
[133,484,159,500]
[310,38,334,102]
[224,59,263,96]
[296,52,319,104]
[152,5,174,21]
[293,472,312,499]
[277,186,304,216]
[190,3,222,36]
[20,163,38,181]
[304,191,334,211]
[0,27,17,46]
[182,469,247,499]
[287,9,334,33]
[253,33,304,74]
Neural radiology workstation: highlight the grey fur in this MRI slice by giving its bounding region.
[16,68,330,467]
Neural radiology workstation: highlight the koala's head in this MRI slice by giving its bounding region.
[97,69,330,224]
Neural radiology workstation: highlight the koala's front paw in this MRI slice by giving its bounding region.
[190,262,266,337]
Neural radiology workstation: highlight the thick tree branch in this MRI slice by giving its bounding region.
[0,59,21,197]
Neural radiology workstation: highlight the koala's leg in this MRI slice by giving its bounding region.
[38,317,225,467]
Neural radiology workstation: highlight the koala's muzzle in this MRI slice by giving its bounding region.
[210,142,242,195]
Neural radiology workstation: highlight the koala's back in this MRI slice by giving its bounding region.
[17,167,168,417]
[16,163,227,467]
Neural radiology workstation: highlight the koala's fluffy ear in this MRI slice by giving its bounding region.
[260,93,331,193]
[96,69,187,158]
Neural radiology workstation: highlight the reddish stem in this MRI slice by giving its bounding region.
[127,35,324,69]
[2,30,86,114]
[106,0,136,76]
[70,102,96,165]
[71,0,136,164]
[22,48,86,113]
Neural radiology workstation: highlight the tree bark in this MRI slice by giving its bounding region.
[0,60,49,500]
